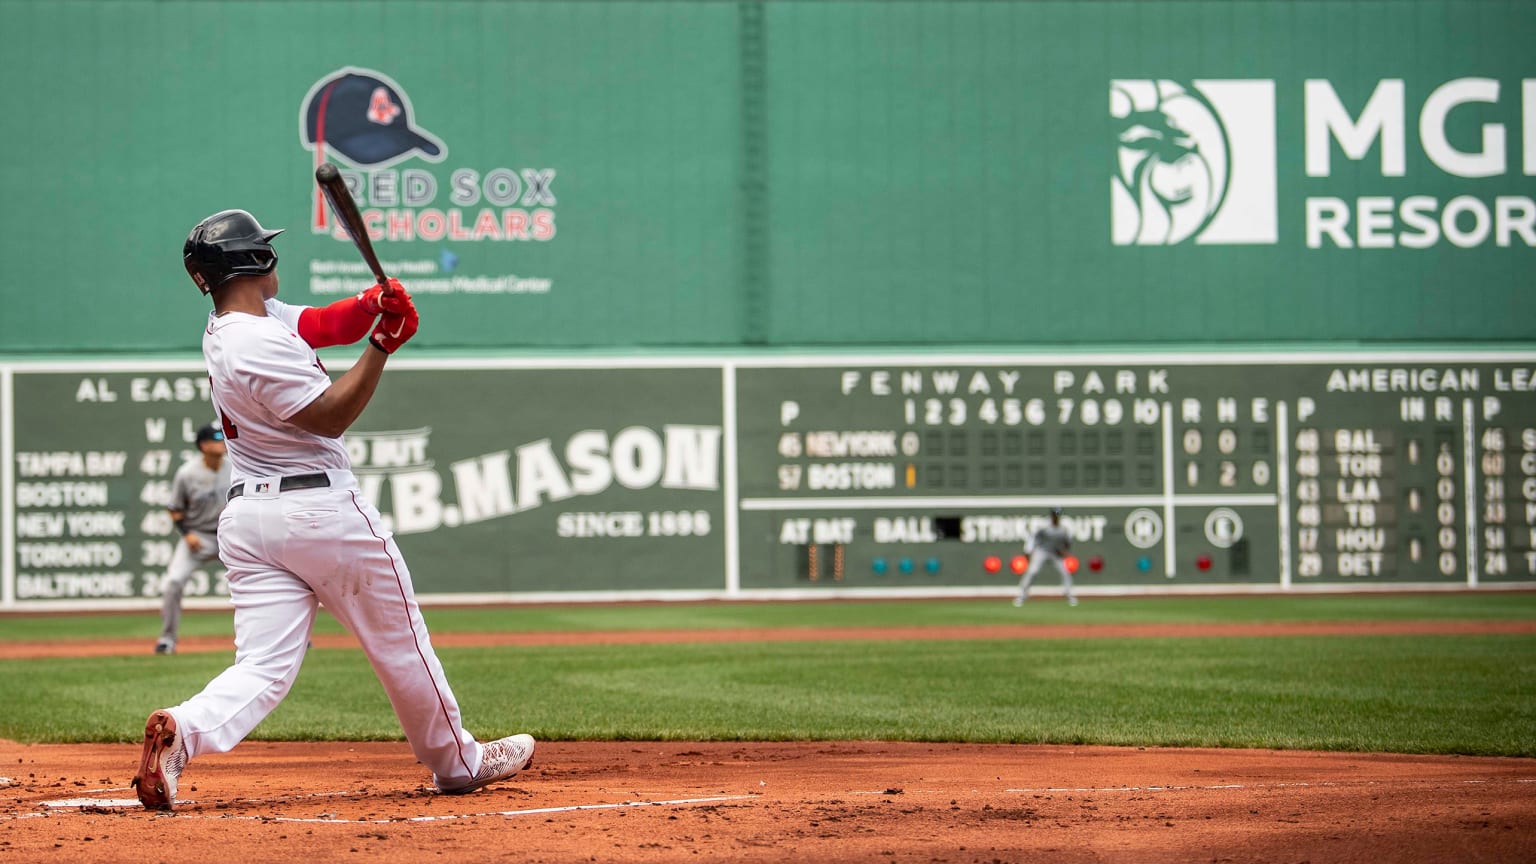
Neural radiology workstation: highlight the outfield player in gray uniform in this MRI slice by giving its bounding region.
[155,423,231,654]
[1014,507,1078,607]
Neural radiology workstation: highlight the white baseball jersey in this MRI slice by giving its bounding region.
[169,292,490,791]
[203,298,351,484]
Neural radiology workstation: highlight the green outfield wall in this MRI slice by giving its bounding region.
[1,2,1531,607]
[1,0,1532,352]
[4,352,1535,609]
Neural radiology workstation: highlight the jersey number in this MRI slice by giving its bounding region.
[210,376,240,440]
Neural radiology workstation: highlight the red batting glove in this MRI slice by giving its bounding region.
[369,295,419,354]
[377,285,415,317]
[357,278,409,315]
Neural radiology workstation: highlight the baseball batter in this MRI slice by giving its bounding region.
[134,209,534,810]
[1014,507,1079,606]
[154,422,231,655]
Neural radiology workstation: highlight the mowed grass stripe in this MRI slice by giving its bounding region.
[3,633,1532,756]
[1,593,1534,642]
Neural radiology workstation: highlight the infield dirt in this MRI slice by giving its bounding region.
[2,621,1533,862]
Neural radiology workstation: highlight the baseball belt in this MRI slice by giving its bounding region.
[228,472,332,501]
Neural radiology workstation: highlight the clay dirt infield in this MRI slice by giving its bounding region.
[3,740,1535,863]
[2,620,1534,862]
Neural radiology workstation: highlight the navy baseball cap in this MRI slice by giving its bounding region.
[303,69,444,167]
[196,423,225,445]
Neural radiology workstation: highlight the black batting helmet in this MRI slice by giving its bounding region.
[183,209,283,294]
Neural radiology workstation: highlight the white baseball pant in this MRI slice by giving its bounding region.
[164,469,488,787]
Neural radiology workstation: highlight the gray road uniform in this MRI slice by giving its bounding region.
[158,457,232,651]
[1015,522,1078,606]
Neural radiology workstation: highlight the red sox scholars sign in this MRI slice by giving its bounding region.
[298,67,558,298]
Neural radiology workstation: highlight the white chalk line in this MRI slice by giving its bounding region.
[1003,778,1536,794]
[269,794,758,824]
[9,792,757,824]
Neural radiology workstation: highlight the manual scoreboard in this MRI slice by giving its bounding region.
[733,357,1536,591]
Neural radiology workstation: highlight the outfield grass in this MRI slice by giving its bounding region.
[1,595,1533,756]
[2,592,1534,642]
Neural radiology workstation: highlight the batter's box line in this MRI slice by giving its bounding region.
[1004,779,1534,794]
[16,794,759,824]
[296,794,760,824]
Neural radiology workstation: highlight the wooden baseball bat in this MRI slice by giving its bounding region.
[315,162,392,297]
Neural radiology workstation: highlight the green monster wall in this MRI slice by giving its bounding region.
[6,353,1536,609]
[2,3,1532,607]
[1,0,1532,352]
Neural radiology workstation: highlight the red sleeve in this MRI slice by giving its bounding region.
[297,295,375,348]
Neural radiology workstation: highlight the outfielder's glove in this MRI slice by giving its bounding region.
[369,293,419,354]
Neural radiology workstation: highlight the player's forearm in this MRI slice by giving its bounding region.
[297,295,375,349]
[287,347,389,438]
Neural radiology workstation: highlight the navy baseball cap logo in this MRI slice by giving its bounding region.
[300,67,445,168]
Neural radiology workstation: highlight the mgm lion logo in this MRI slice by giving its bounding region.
[1110,79,1278,246]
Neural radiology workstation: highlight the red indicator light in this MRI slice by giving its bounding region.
[1064,555,1080,574]
[1010,555,1029,575]
[1088,555,1104,572]
[1196,554,1213,571]
[983,556,1003,574]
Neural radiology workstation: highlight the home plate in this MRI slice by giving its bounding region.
[42,797,153,808]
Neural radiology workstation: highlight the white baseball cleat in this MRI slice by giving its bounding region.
[1012,597,1025,607]
[436,734,536,795]
[132,709,187,811]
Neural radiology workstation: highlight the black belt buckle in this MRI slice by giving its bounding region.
[228,472,331,500]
